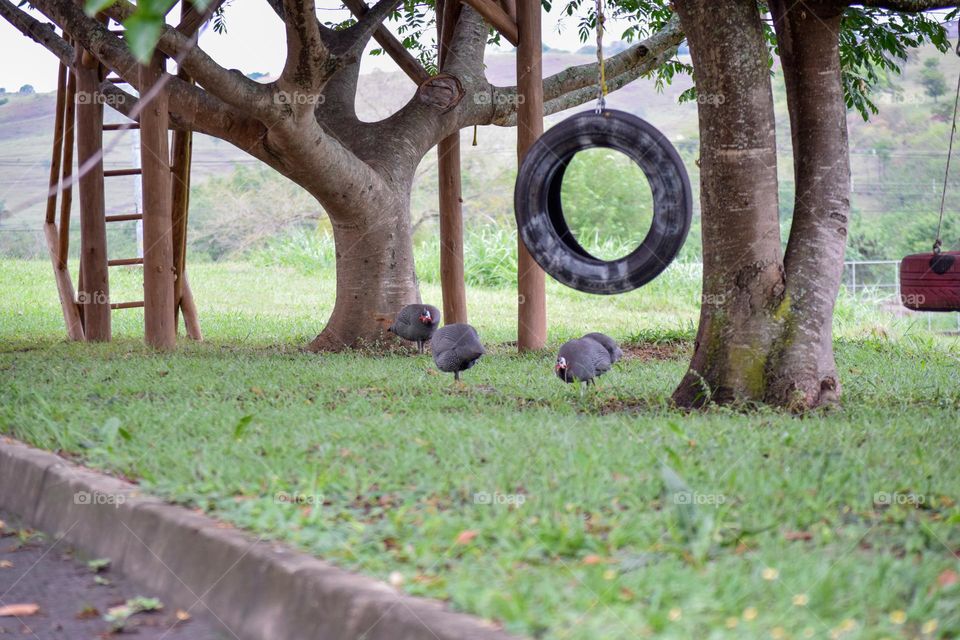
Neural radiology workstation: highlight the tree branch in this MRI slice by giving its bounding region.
[0,0,72,67]
[0,0,268,151]
[280,0,334,92]
[342,0,428,83]
[98,0,276,117]
[487,15,684,125]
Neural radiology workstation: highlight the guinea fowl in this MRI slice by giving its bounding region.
[432,323,485,381]
[389,304,441,353]
[555,338,612,389]
[581,332,623,364]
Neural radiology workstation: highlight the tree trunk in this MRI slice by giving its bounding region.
[671,0,786,407]
[304,186,421,351]
[767,0,850,409]
[672,0,851,411]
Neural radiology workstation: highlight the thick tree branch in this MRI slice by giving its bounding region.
[0,0,72,66]
[100,0,275,116]
[462,0,518,45]
[338,0,404,54]
[487,16,684,125]
[0,0,269,152]
[342,0,428,83]
[280,0,334,91]
[97,80,268,154]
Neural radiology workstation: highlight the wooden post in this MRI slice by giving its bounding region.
[171,4,195,338]
[45,63,67,226]
[139,52,177,350]
[76,49,111,341]
[58,66,77,269]
[437,0,468,325]
[515,0,546,351]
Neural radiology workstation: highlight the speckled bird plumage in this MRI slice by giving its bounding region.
[581,332,623,364]
[555,338,612,385]
[390,304,441,353]
[432,323,485,380]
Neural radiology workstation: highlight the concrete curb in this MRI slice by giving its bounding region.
[0,437,517,640]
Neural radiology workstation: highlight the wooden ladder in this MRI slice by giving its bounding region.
[44,35,201,345]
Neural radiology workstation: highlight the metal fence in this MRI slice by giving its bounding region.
[842,259,960,332]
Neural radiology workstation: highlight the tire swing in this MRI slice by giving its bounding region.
[900,40,960,312]
[513,0,693,295]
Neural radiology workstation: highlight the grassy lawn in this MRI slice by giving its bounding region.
[2,259,960,639]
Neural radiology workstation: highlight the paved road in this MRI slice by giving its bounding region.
[0,510,236,639]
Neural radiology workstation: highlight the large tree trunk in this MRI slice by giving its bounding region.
[672,0,850,411]
[304,185,421,351]
[671,0,787,407]
[767,0,850,409]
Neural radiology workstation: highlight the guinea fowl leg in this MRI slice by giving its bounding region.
[454,370,461,382]
[418,340,424,354]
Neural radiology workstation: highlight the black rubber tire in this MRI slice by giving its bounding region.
[514,109,693,294]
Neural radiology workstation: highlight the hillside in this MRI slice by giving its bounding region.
[1,43,959,261]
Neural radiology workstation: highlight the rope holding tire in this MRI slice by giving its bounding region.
[513,108,693,295]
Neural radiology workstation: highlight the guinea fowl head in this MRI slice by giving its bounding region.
[419,309,435,325]
[555,356,568,378]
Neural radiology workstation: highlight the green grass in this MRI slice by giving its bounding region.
[2,259,960,639]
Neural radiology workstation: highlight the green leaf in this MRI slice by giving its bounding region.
[234,414,253,439]
[84,0,117,16]
[122,12,165,64]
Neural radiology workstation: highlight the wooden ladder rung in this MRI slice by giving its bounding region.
[103,123,140,131]
[105,76,129,84]
[105,213,143,222]
[108,257,144,267]
[111,301,145,310]
[104,168,142,177]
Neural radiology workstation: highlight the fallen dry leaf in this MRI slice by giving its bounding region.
[0,560,12,568]
[582,555,604,565]
[784,530,813,541]
[175,610,191,622]
[455,530,478,545]
[0,604,39,617]
[937,569,959,589]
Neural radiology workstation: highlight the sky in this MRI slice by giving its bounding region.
[0,2,635,93]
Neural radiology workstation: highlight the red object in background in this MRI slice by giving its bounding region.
[899,251,960,311]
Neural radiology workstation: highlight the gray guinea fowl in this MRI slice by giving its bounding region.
[581,332,623,364]
[389,304,441,353]
[555,338,612,388]
[432,323,485,381]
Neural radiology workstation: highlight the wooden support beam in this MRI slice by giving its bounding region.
[111,300,145,310]
[171,0,199,339]
[500,0,517,21]
[462,0,519,46]
[76,49,111,341]
[58,66,77,269]
[139,52,177,350]
[174,0,224,37]
[45,63,67,225]
[104,167,143,177]
[342,0,430,84]
[105,213,143,222]
[515,0,546,351]
[44,223,84,341]
[436,0,468,325]
[180,272,203,341]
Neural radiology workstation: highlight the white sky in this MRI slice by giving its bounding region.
[0,2,635,93]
